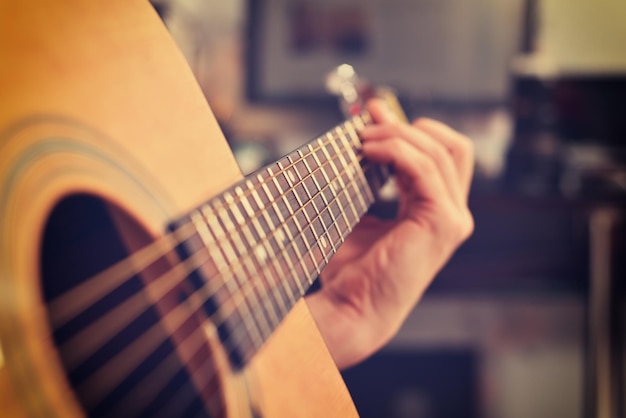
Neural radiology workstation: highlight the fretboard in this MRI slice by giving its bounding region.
[169,111,388,369]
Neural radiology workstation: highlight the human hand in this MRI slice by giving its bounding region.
[306,99,474,369]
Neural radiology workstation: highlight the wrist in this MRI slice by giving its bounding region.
[305,291,393,370]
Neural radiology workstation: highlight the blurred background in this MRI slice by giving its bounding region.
[151,0,626,417]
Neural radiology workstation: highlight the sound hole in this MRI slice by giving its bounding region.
[40,194,225,418]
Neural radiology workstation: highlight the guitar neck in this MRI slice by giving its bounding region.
[169,111,388,368]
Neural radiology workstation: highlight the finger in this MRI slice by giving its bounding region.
[366,98,400,125]
[360,123,465,207]
[361,137,452,212]
[413,118,474,198]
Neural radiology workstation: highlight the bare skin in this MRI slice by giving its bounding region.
[305,99,475,369]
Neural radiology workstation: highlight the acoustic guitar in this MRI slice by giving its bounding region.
[0,1,399,417]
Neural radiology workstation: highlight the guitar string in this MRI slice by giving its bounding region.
[157,166,377,418]
[85,172,372,410]
[75,164,376,411]
[104,319,219,417]
[73,172,370,410]
[66,148,373,377]
[55,125,372,371]
[47,112,371,329]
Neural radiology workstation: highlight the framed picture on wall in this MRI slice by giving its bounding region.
[246,0,525,106]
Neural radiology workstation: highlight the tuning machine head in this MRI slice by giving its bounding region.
[325,64,408,123]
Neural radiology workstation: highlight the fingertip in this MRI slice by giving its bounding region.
[360,140,386,160]
[366,98,398,125]
[412,117,437,129]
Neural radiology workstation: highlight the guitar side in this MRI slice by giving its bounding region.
[0,1,356,417]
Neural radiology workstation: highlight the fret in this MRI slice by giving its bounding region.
[293,157,309,181]
[324,135,361,224]
[315,138,329,164]
[234,187,290,317]
[339,123,360,155]
[290,153,326,272]
[274,165,322,284]
[218,201,279,336]
[338,127,375,205]
[312,147,347,244]
[278,168,302,216]
[344,121,378,202]
[200,207,232,280]
[285,157,310,207]
[300,149,335,261]
[245,180,301,300]
[224,194,281,329]
[352,113,367,130]
[363,111,373,124]
[319,141,354,238]
[187,211,231,307]
[259,172,306,297]
[212,201,272,343]
[330,131,367,216]
[306,154,338,254]
[299,220,324,273]
[264,169,291,221]
[197,206,264,352]
[238,198,295,313]
[246,204,296,308]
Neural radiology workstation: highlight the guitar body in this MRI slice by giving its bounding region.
[0,1,356,416]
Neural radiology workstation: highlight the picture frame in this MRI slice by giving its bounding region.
[246,0,525,106]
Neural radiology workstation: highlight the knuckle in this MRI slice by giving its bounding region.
[456,135,474,158]
[445,207,474,242]
[463,210,475,238]
[458,209,475,240]
[419,157,437,176]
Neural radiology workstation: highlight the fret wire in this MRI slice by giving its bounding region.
[333,127,368,210]
[345,120,377,201]
[188,212,235,307]
[279,161,314,269]
[246,179,302,301]
[293,150,325,254]
[277,162,318,283]
[200,204,265,347]
[333,128,370,214]
[338,125,376,204]
[222,193,281,329]
[284,156,323,276]
[198,207,242,304]
[261,173,305,296]
[317,137,351,237]
[234,186,290,317]
[324,132,362,224]
[262,168,307,295]
[212,200,274,342]
[245,198,297,310]
[309,144,337,254]
[310,143,344,247]
[298,148,333,262]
